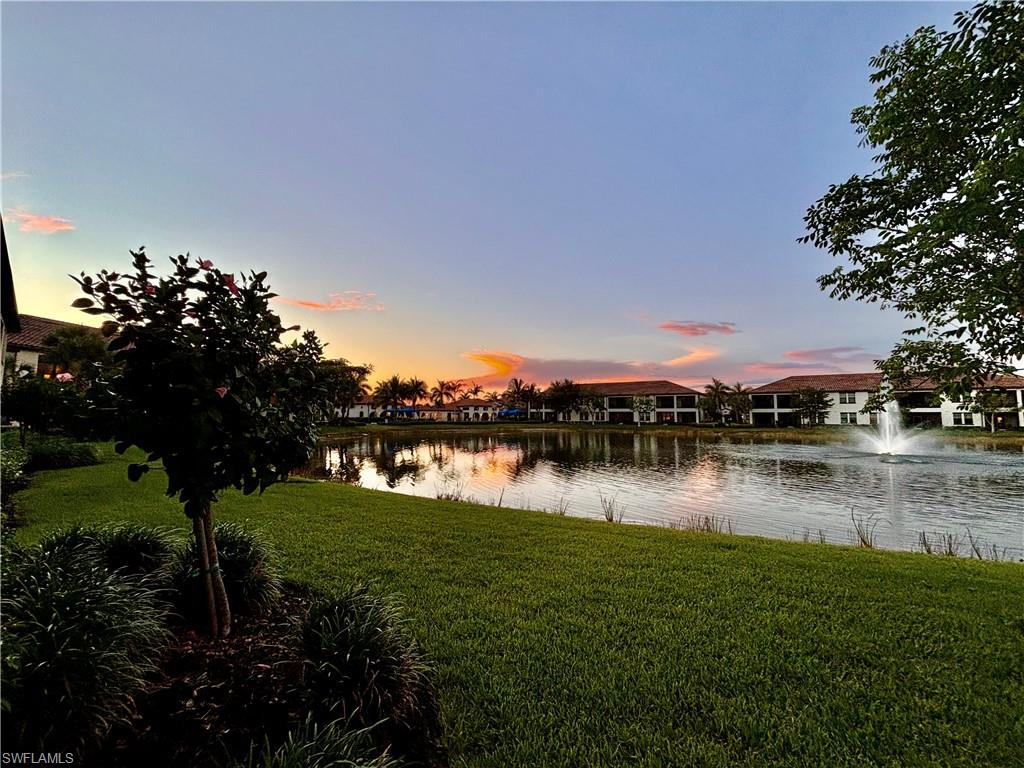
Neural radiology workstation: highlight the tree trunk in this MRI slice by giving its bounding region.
[202,504,232,638]
[192,513,219,638]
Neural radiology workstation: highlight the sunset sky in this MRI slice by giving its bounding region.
[2,2,967,388]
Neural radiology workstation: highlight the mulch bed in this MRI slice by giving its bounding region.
[98,585,313,768]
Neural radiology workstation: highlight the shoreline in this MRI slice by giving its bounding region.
[320,421,1024,447]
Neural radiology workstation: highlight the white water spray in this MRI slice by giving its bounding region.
[858,401,923,456]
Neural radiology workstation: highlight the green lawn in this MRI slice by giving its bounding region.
[13,446,1024,767]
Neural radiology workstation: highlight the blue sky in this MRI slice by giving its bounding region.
[1,2,967,387]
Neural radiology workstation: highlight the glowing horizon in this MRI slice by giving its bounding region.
[2,2,970,390]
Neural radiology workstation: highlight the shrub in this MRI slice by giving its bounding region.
[38,523,176,579]
[237,716,398,768]
[302,585,442,761]
[23,436,99,471]
[172,522,281,621]
[1,539,169,751]
[1,446,30,521]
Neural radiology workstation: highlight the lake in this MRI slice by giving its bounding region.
[304,428,1024,559]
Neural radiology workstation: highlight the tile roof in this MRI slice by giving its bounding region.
[752,373,884,394]
[580,380,700,396]
[451,398,496,407]
[6,314,101,352]
[754,372,1024,394]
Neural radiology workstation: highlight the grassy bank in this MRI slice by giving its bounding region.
[13,448,1024,767]
[321,421,1024,447]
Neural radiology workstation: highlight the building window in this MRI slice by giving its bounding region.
[840,412,858,425]
[839,392,856,404]
[607,397,631,409]
[676,395,697,408]
[751,394,774,410]
[952,412,972,426]
[655,396,675,409]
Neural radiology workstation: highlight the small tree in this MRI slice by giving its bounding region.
[728,383,752,425]
[701,379,730,424]
[631,396,654,425]
[40,326,111,384]
[319,359,372,420]
[793,388,834,427]
[577,391,606,422]
[72,249,324,638]
[544,379,581,421]
[972,389,1018,433]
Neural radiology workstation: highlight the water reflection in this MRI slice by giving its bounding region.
[301,429,1024,557]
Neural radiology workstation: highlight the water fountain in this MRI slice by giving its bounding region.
[857,401,924,457]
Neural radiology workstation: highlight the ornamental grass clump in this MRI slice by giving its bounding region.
[302,585,442,761]
[237,716,399,768]
[1,539,169,751]
[38,522,176,580]
[22,436,100,471]
[172,521,281,622]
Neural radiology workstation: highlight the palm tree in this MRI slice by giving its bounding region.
[430,379,457,406]
[702,378,730,425]
[463,381,484,398]
[728,382,752,425]
[404,377,428,406]
[485,390,502,404]
[504,377,528,407]
[373,374,406,413]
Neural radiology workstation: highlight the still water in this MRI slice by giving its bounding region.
[304,428,1024,558]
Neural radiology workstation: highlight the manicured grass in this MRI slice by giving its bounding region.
[14,448,1024,767]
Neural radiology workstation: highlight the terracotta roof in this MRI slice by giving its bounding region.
[415,403,459,411]
[980,374,1024,389]
[452,398,496,407]
[894,374,1024,392]
[753,373,884,394]
[579,380,700,396]
[6,314,101,352]
[353,396,376,405]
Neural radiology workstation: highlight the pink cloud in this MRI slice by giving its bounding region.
[277,291,384,312]
[2,208,75,234]
[462,347,722,388]
[742,347,882,383]
[1,172,29,181]
[658,320,738,337]
[784,346,876,364]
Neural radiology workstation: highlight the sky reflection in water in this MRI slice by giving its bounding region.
[304,429,1024,558]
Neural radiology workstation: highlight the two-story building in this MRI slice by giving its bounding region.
[550,380,702,424]
[749,372,1024,429]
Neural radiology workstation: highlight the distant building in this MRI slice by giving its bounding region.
[450,398,501,421]
[338,396,379,420]
[749,372,1024,429]
[5,314,101,377]
[537,380,702,424]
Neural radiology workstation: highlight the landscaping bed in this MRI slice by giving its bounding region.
[102,585,312,768]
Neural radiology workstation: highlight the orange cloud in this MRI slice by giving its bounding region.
[662,347,720,367]
[277,291,384,312]
[2,208,75,233]
[461,348,723,388]
[461,350,524,383]
[658,320,738,337]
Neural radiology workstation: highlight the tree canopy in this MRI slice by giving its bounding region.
[801,2,1024,402]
